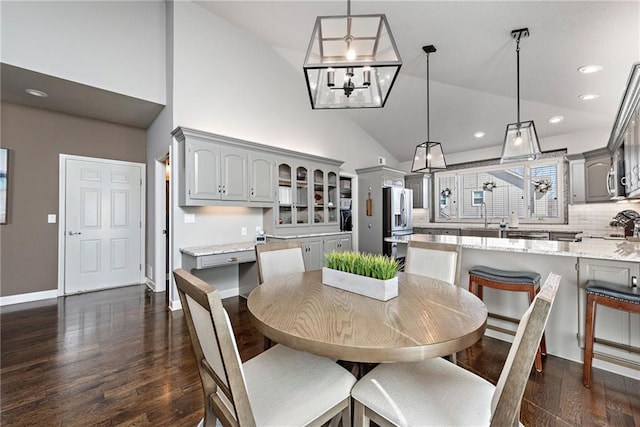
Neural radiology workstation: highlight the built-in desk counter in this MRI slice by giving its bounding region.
[180,242,258,297]
[387,233,640,380]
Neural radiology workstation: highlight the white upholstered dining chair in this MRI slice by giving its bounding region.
[404,240,461,286]
[255,241,306,285]
[173,269,356,427]
[351,272,561,427]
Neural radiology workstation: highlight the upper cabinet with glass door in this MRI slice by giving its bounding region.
[276,162,310,226]
[268,160,341,234]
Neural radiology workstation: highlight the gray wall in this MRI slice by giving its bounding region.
[0,102,146,297]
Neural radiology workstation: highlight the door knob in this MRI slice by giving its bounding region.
[68,231,82,236]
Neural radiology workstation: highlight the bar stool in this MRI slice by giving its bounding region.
[583,280,640,388]
[468,265,546,372]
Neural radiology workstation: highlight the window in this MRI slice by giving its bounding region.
[435,158,565,224]
[471,190,484,207]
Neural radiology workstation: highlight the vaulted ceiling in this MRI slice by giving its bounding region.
[199,1,640,162]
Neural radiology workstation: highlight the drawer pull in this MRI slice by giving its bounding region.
[228,257,238,262]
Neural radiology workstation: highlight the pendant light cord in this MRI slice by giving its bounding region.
[516,35,521,124]
[426,51,430,141]
[347,0,351,16]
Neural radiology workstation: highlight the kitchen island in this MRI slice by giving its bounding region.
[386,234,640,380]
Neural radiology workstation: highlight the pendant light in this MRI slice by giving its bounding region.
[500,28,541,163]
[411,45,447,173]
[303,0,402,109]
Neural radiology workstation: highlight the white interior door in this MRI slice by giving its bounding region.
[64,158,143,294]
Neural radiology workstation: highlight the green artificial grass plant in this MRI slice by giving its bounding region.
[324,251,399,281]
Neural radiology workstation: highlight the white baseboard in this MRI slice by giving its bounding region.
[169,298,182,311]
[168,288,239,312]
[0,290,58,307]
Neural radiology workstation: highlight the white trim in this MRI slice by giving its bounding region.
[154,154,168,293]
[58,154,146,296]
[168,298,182,311]
[0,290,58,306]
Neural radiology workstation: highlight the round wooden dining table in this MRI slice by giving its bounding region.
[247,270,488,363]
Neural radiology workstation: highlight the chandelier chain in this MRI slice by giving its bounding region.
[426,51,431,141]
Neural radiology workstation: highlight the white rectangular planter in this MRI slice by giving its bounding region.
[322,267,398,301]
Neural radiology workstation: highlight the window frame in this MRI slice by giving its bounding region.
[433,158,565,224]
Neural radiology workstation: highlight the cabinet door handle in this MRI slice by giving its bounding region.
[218,185,222,193]
[632,276,638,288]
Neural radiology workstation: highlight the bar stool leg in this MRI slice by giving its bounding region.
[583,294,597,388]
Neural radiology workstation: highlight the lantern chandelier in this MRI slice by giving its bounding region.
[411,45,447,173]
[303,0,402,109]
[500,27,542,163]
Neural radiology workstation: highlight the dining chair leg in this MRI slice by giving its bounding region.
[528,287,545,372]
[583,294,597,388]
[353,400,367,427]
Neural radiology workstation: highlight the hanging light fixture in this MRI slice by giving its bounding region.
[411,45,447,173]
[500,27,541,163]
[303,0,402,109]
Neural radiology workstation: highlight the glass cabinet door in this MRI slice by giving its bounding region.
[313,169,324,223]
[277,163,292,225]
[327,172,338,224]
[296,166,309,224]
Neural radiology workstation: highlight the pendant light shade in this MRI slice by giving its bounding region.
[501,28,541,163]
[303,0,402,109]
[412,45,447,173]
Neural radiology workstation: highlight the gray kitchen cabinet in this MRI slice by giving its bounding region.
[183,140,248,203]
[460,228,500,238]
[417,227,460,236]
[174,127,282,207]
[577,258,640,363]
[268,234,352,270]
[249,153,276,202]
[275,161,310,226]
[566,154,586,204]
[221,150,249,201]
[324,234,352,253]
[610,64,640,199]
[585,152,612,202]
[301,237,325,270]
[405,173,430,209]
[184,138,221,202]
[270,161,340,232]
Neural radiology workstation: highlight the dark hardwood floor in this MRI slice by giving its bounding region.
[1,284,638,426]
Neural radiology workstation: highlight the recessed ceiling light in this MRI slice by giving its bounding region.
[578,65,603,74]
[473,131,485,138]
[548,116,564,124]
[579,94,599,101]
[25,88,48,98]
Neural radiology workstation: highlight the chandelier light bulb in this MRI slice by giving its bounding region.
[514,132,523,146]
[346,49,356,60]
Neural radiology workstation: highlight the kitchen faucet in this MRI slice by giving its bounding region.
[481,202,488,228]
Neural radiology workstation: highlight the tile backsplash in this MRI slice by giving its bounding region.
[567,202,640,237]
[412,202,640,237]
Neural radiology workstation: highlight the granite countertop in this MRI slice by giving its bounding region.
[414,224,583,234]
[386,234,640,262]
[265,231,352,239]
[180,242,256,257]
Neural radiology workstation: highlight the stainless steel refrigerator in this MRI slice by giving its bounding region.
[383,187,413,257]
